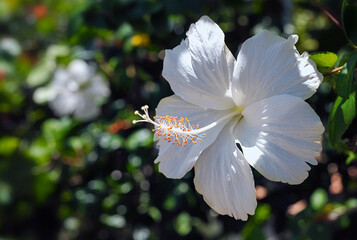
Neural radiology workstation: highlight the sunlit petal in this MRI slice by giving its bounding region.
[235,94,324,184]
[163,16,235,110]
[154,95,232,178]
[232,30,323,107]
[194,121,256,220]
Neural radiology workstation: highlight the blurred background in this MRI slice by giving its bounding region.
[0,0,357,239]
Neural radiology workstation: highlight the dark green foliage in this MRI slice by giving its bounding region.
[342,0,357,47]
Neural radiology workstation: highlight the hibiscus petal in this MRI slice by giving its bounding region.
[49,91,79,116]
[235,94,324,184]
[89,75,110,98]
[154,95,233,178]
[232,30,323,107]
[162,16,235,110]
[193,121,256,220]
[67,59,93,84]
[51,68,70,88]
[73,92,100,121]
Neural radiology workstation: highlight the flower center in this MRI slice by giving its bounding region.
[132,105,243,147]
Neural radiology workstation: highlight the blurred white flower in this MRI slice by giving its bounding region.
[134,16,324,220]
[43,59,110,121]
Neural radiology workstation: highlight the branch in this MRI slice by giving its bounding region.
[323,66,357,77]
[314,0,343,30]
[323,66,343,77]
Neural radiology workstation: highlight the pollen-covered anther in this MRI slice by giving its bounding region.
[154,115,206,146]
[132,105,206,147]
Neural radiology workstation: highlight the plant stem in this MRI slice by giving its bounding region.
[323,66,357,77]
[314,0,343,30]
[323,66,343,77]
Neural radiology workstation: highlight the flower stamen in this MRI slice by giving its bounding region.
[133,105,243,147]
[133,105,205,147]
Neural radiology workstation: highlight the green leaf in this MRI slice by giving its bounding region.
[63,217,80,231]
[27,45,70,87]
[0,59,15,75]
[254,204,271,223]
[346,152,357,164]
[26,138,53,165]
[0,136,19,156]
[125,129,153,151]
[242,223,265,240]
[342,0,357,47]
[174,212,192,236]
[102,194,119,210]
[310,52,338,73]
[0,181,12,204]
[33,173,56,204]
[310,188,328,211]
[33,86,56,104]
[46,45,70,59]
[26,60,56,87]
[328,90,356,149]
[163,195,177,210]
[88,180,106,193]
[335,47,357,67]
[100,214,126,228]
[336,55,357,98]
[116,22,134,39]
[148,206,162,222]
[98,133,124,150]
[42,118,74,143]
[241,204,271,240]
[346,198,357,209]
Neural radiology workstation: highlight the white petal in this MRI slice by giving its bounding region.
[162,16,235,110]
[193,121,256,220]
[154,95,233,178]
[73,93,100,121]
[49,91,79,116]
[232,30,323,107]
[89,75,110,98]
[51,68,70,88]
[235,94,324,184]
[67,59,92,84]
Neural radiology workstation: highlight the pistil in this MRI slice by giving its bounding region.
[132,105,242,147]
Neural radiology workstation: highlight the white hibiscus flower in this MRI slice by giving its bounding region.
[47,59,110,121]
[133,16,324,220]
